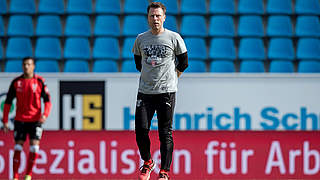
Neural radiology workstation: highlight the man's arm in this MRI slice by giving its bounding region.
[176,52,188,77]
[39,79,52,123]
[2,81,16,132]
[134,55,142,72]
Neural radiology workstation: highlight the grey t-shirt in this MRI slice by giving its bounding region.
[132,29,187,94]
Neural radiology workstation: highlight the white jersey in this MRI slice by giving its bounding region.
[132,29,187,94]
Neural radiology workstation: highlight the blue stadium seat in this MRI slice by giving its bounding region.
[184,60,206,72]
[93,37,120,60]
[5,60,22,72]
[296,16,320,37]
[7,15,33,37]
[266,16,293,37]
[6,38,33,59]
[295,0,320,15]
[36,15,62,37]
[0,40,3,58]
[210,60,235,72]
[209,0,235,15]
[122,59,139,73]
[209,38,236,60]
[64,38,90,59]
[154,0,178,15]
[122,38,136,59]
[184,38,207,60]
[238,0,264,14]
[0,17,4,36]
[38,0,64,14]
[95,0,121,14]
[9,0,35,14]
[239,38,265,60]
[0,0,7,14]
[238,15,264,37]
[164,15,177,32]
[268,38,294,60]
[35,38,62,60]
[240,60,265,72]
[65,15,91,37]
[66,0,92,14]
[180,0,207,15]
[124,0,148,14]
[266,0,292,15]
[122,15,148,37]
[209,16,235,37]
[64,59,89,72]
[93,60,118,72]
[35,60,60,72]
[269,60,294,73]
[181,15,207,37]
[298,60,320,73]
[296,38,320,60]
[94,15,120,37]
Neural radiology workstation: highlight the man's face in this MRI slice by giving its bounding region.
[23,59,35,76]
[148,7,166,32]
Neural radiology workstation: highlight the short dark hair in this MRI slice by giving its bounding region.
[147,2,166,14]
[22,57,35,64]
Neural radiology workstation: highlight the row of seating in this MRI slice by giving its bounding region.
[1,0,320,15]
[1,37,320,61]
[1,14,319,38]
[3,59,320,73]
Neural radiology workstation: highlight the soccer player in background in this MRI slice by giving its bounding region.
[2,57,52,180]
[132,2,188,180]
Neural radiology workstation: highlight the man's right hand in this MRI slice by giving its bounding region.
[2,123,9,133]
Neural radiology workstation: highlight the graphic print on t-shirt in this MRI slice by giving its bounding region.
[143,45,170,67]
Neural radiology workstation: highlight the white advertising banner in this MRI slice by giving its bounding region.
[0,73,319,131]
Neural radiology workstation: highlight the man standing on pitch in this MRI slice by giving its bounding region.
[2,57,52,180]
[132,2,188,180]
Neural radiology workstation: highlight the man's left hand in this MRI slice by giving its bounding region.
[39,115,47,123]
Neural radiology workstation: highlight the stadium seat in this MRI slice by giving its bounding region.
[238,15,264,37]
[155,0,178,15]
[238,0,264,14]
[124,0,149,14]
[36,15,62,37]
[95,0,121,14]
[35,60,60,72]
[0,0,7,14]
[9,0,35,14]
[122,15,148,37]
[184,38,207,60]
[240,60,265,72]
[295,16,320,37]
[238,38,265,60]
[296,38,320,60]
[181,16,207,37]
[93,60,118,72]
[295,0,320,15]
[0,17,4,36]
[266,0,292,15]
[209,16,235,37]
[164,15,178,32]
[266,16,293,37]
[35,38,62,60]
[122,38,136,59]
[210,60,235,72]
[93,37,120,60]
[269,60,294,73]
[298,60,320,73]
[268,38,294,60]
[94,15,120,37]
[180,0,207,15]
[122,59,139,73]
[66,0,92,14]
[65,15,91,37]
[7,15,33,37]
[209,38,236,60]
[6,38,33,59]
[209,0,235,15]
[64,59,89,72]
[64,38,90,59]
[0,40,3,58]
[184,60,206,72]
[38,0,64,14]
[5,60,22,72]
